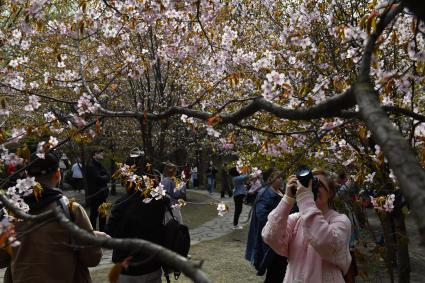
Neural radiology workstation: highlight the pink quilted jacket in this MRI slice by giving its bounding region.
[262,191,351,283]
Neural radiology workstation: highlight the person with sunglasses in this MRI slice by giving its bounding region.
[262,169,352,282]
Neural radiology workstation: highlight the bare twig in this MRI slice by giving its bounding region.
[196,0,215,52]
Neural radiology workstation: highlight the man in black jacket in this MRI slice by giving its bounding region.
[106,187,166,282]
[86,149,109,232]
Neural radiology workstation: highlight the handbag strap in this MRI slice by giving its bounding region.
[57,196,78,251]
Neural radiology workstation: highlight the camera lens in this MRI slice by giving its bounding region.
[298,168,310,177]
[296,165,313,188]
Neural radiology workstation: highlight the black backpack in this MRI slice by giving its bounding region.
[162,205,191,282]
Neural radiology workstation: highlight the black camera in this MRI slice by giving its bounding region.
[295,165,320,200]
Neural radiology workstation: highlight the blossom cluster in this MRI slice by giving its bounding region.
[217,202,228,216]
[24,95,41,112]
[0,217,20,248]
[5,177,41,213]
[35,136,59,159]
[112,163,166,204]
[1,150,23,166]
[77,94,100,116]
[261,71,292,102]
[371,194,395,213]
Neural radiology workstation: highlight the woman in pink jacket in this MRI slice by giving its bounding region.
[262,169,351,282]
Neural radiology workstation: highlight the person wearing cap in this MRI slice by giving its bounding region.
[86,149,110,232]
[0,152,106,283]
[59,153,70,190]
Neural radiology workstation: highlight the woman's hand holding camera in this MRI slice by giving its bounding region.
[285,175,298,198]
[286,175,312,199]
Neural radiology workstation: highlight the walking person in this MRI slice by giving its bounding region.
[106,183,167,283]
[86,148,110,232]
[71,158,84,192]
[246,169,288,283]
[262,168,352,282]
[206,162,217,195]
[229,167,249,229]
[191,166,199,189]
[0,152,106,283]
[59,153,70,190]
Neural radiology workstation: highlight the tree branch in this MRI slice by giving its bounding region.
[196,0,214,52]
[235,123,317,136]
[0,190,211,283]
[354,81,425,245]
[358,2,404,81]
[96,87,356,123]
[0,83,76,105]
[383,105,425,122]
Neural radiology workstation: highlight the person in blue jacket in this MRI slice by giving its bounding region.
[245,169,288,283]
[161,161,185,223]
[229,167,250,229]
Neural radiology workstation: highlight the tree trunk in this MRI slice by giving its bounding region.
[198,147,208,188]
[394,211,410,282]
[379,213,397,283]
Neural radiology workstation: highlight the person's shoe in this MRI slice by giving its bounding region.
[233,225,243,230]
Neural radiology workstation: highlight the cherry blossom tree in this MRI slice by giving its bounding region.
[1,0,425,282]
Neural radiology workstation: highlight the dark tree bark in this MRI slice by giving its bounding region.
[394,211,410,283]
[379,213,397,283]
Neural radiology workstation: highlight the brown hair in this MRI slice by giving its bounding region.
[163,164,177,177]
[266,169,282,183]
[312,168,336,207]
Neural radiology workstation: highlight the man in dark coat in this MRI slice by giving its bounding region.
[106,187,167,282]
[86,149,109,232]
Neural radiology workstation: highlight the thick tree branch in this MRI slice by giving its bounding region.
[0,193,55,222]
[97,87,356,123]
[0,191,211,283]
[355,81,425,244]
[351,2,425,244]
[235,123,317,136]
[251,88,355,121]
[54,210,211,283]
[383,105,425,122]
